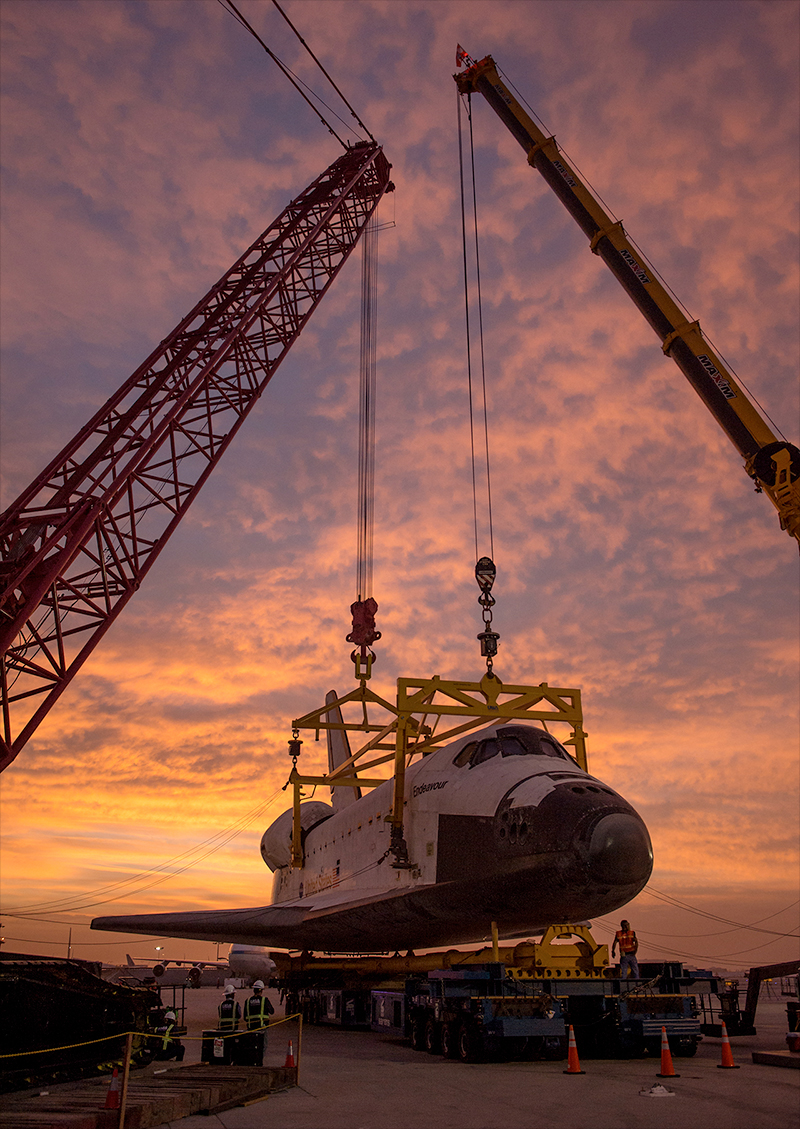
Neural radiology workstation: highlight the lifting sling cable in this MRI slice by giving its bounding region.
[458,92,495,564]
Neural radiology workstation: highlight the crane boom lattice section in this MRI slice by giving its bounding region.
[0,142,393,770]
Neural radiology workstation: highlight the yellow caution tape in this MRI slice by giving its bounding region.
[0,1014,302,1058]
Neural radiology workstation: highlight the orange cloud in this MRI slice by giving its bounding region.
[1,0,797,968]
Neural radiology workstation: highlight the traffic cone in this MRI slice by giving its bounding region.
[103,1065,121,1109]
[717,1021,740,1069]
[656,1026,680,1078]
[284,1039,296,1068]
[562,1025,585,1074]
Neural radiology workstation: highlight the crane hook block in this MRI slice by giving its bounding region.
[346,597,381,648]
[475,556,496,596]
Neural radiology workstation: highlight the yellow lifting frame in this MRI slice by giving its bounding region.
[287,671,588,868]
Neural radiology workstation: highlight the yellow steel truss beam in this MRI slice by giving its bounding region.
[288,671,587,868]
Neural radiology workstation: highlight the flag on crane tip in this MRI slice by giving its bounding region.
[456,45,474,69]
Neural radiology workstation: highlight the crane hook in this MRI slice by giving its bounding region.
[475,556,500,672]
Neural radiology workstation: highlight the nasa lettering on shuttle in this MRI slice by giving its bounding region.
[92,719,652,951]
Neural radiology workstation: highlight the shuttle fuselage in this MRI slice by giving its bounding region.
[93,722,652,952]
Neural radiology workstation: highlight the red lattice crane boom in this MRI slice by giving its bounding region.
[0,142,393,771]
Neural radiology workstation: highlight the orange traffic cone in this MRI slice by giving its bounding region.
[562,1025,585,1074]
[284,1039,296,1068]
[104,1065,122,1109]
[717,1021,740,1069]
[656,1026,680,1078]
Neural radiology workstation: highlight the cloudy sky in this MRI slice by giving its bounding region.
[1,0,798,971]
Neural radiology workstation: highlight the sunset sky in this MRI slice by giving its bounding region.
[1,0,798,972]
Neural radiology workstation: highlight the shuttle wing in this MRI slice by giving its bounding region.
[92,903,310,947]
[91,884,435,950]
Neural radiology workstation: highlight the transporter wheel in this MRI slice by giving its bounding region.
[424,1017,441,1055]
[543,1035,568,1061]
[675,1037,699,1058]
[457,1020,485,1064]
[410,1015,425,1051]
[440,1022,458,1059]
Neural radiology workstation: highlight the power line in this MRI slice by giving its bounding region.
[642,886,800,939]
[6,786,284,915]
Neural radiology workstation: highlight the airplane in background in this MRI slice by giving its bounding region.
[103,944,275,986]
[93,713,652,953]
[228,944,277,982]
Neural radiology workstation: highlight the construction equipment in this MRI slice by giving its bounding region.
[407,965,566,1063]
[0,953,160,1093]
[0,143,393,771]
[454,54,800,546]
[274,927,705,1062]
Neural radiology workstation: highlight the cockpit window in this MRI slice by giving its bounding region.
[452,726,578,768]
[472,738,500,765]
[453,741,478,767]
[498,736,529,758]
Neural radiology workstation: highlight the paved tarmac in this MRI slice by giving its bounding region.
[152,986,798,1129]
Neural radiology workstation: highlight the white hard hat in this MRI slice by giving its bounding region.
[165,1010,176,1020]
[224,984,235,995]
[253,980,265,990]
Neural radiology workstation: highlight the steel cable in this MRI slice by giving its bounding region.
[457,92,495,563]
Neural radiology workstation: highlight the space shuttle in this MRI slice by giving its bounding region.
[92,693,652,952]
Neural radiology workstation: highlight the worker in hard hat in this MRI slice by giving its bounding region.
[241,979,275,1065]
[217,984,241,1032]
[244,980,274,1031]
[154,1009,185,1061]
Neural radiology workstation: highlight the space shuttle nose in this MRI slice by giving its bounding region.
[588,813,652,884]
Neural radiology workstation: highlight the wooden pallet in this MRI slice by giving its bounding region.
[0,1064,297,1128]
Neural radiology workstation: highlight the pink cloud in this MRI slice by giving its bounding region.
[1,0,797,966]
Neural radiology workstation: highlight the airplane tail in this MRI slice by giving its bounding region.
[326,690,361,811]
[126,954,135,966]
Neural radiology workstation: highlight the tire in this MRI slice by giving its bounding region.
[457,1020,484,1063]
[440,1022,458,1059]
[424,1017,441,1055]
[543,1035,568,1061]
[410,1015,425,1051]
[675,1037,699,1058]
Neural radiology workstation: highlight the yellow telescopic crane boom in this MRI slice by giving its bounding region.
[455,55,800,546]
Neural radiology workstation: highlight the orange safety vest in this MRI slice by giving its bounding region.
[615,929,637,954]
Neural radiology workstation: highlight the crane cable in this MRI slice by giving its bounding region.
[458,91,500,670]
[269,0,375,143]
[345,213,382,672]
[356,215,379,606]
[457,92,495,564]
[218,0,350,147]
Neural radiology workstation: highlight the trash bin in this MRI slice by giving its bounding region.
[201,1029,237,1064]
[233,1030,265,1065]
